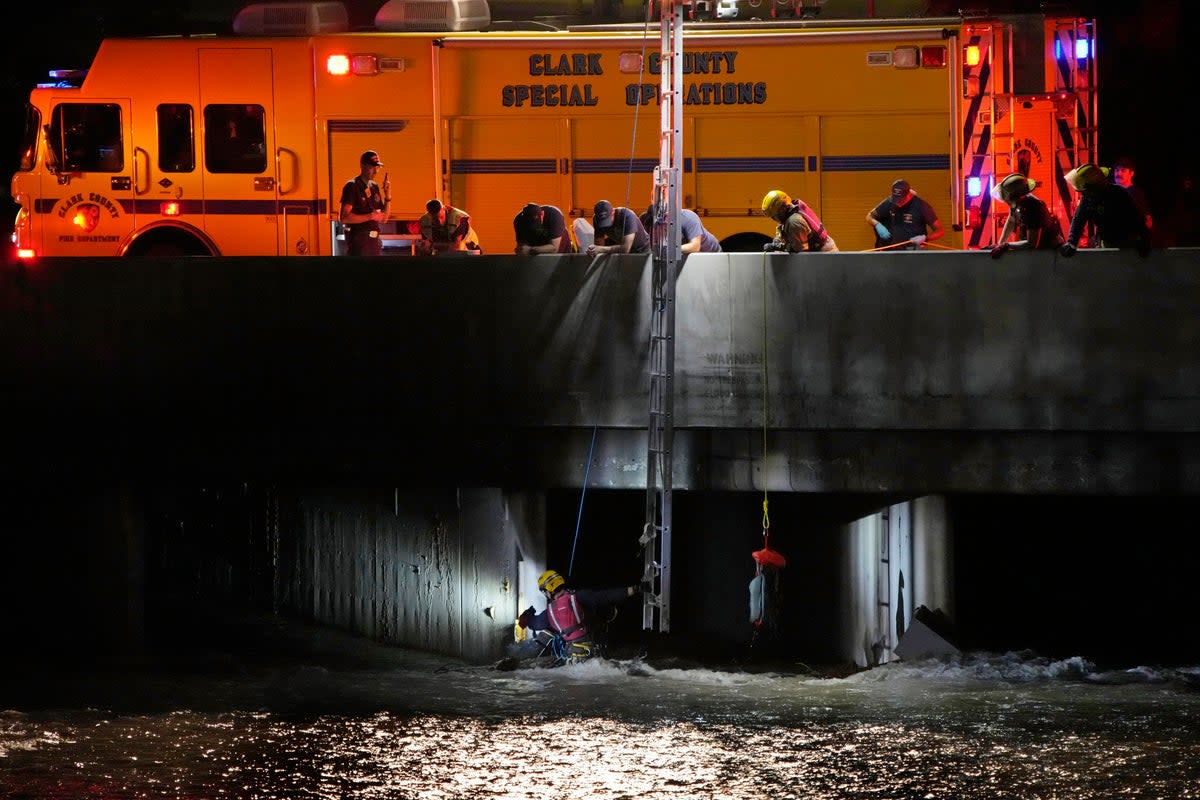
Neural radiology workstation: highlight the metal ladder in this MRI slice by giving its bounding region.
[641,0,684,634]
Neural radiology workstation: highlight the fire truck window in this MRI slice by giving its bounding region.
[19,104,40,172]
[204,104,267,174]
[157,104,195,173]
[50,103,124,173]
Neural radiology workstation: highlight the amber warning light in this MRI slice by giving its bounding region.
[327,54,350,75]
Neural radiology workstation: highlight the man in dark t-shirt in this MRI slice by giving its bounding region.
[1113,156,1152,233]
[514,203,574,254]
[339,149,391,256]
[587,199,651,256]
[866,179,944,250]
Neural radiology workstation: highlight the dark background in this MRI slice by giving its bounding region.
[2,0,1197,249]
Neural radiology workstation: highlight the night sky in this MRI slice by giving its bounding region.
[2,0,1195,241]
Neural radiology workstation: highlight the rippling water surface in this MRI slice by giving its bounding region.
[2,621,1198,799]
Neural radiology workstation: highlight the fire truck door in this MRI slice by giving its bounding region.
[41,99,135,257]
[198,49,279,256]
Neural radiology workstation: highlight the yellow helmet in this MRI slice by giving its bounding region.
[761,190,792,220]
[537,570,565,595]
[1064,163,1110,191]
[991,173,1037,204]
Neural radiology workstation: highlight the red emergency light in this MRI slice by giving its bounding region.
[160,201,181,216]
[921,46,947,68]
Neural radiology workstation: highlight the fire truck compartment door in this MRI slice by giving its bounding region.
[199,48,279,256]
[447,118,567,253]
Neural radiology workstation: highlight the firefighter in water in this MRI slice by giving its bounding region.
[516,570,641,662]
[989,173,1064,258]
[761,190,839,252]
[1060,163,1150,257]
[339,150,392,256]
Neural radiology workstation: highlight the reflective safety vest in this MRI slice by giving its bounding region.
[546,591,589,642]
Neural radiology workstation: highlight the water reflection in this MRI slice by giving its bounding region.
[2,622,1198,799]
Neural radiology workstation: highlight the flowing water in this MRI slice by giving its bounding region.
[2,620,1198,799]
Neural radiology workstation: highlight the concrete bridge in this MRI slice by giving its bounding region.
[3,249,1198,669]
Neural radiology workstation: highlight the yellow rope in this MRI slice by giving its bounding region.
[761,252,770,534]
[866,239,961,252]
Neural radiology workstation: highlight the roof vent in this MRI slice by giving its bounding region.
[233,2,350,35]
[374,0,491,32]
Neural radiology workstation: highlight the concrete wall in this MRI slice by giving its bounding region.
[838,495,953,667]
[4,250,1197,494]
[287,487,541,663]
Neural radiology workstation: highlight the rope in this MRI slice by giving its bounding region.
[617,4,656,225]
[760,252,770,562]
[867,238,959,252]
[568,425,598,577]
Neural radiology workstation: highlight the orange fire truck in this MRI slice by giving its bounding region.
[8,1,1096,258]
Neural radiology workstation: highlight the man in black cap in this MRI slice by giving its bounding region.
[513,202,574,254]
[339,150,391,256]
[587,199,650,257]
[866,178,943,250]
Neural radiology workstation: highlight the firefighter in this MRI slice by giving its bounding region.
[1060,164,1150,257]
[989,173,1064,258]
[339,150,391,256]
[516,570,641,662]
[866,179,944,249]
[761,190,838,252]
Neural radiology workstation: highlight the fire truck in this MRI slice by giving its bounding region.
[8,0,1096,258]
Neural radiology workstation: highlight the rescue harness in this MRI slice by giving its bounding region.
[789,199,830,251]
[546,591,589,642]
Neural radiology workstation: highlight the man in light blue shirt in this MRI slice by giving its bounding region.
[641,203,723,253]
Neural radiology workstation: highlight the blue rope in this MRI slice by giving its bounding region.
[569,426,599,577]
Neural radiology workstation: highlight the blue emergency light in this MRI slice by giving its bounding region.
[1055,38,1092,60]
[966,176,983,198]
